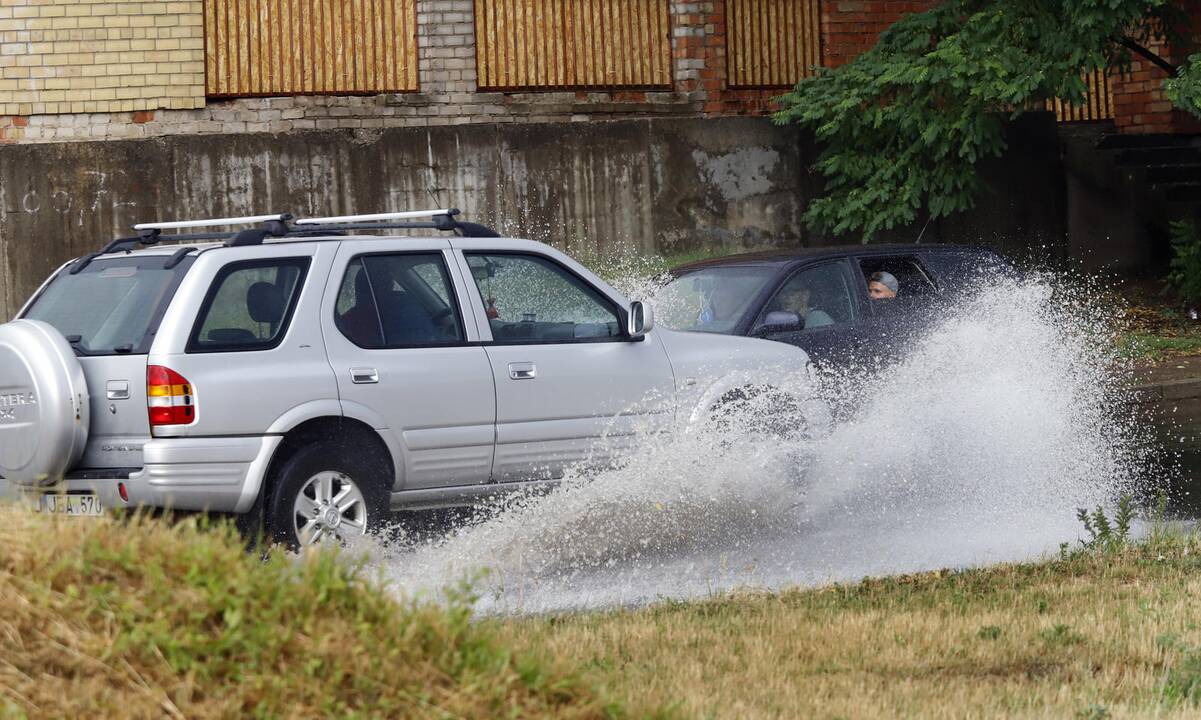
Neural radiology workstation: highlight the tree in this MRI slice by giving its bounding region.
[772,1,1199,240]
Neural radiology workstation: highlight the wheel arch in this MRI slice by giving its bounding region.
[251,416,398,518]
[685,373,831,437]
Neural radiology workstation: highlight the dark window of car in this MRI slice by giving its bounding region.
[465,253,621,343]
[654,265,779,334]
[23,256,192,355]
[857,256,937,298]
[335,253,463,349]
[920,250,1014,290]
[754,262,856,332]
[189,258,309,353]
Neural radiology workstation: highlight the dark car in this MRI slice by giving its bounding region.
[654,244,1013,367]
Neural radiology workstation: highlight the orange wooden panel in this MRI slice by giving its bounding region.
[1048,68,1114,123]
[475,0,672,90]
[206,0,418,97]
[727,0,821,89]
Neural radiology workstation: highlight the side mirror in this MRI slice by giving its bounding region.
[756,310,803,335]
[627,301,654,339]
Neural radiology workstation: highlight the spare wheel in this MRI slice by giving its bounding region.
[0,319,89,485]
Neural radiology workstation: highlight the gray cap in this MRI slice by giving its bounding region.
[870,271,898,293]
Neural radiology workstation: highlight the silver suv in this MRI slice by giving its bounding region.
[0,210,827,547]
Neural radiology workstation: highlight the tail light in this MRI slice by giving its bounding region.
[147,365,195,427]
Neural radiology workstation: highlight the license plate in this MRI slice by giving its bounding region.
[35,493,104,517]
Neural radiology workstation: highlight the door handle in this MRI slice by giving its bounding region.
[508,362,536,380]
[106,380,130,400]
[351,367,379,384]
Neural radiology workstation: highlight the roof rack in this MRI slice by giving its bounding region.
[133,214,292,231]
[70,208,500,273]
[289,208,500,239]
[70,213,293,274]
[295,209,457,225]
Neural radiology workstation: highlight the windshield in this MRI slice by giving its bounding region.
[654,265,778,333]
[23,256,189,355]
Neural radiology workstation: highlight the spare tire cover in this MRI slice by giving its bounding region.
[0,319,89,485]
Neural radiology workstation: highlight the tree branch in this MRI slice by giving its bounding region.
[1118,36,1179,75]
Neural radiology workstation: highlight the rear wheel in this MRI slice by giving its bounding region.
[266,441,389,549]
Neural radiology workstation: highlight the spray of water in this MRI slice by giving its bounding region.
[365,271,1153,614]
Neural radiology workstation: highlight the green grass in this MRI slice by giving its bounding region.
[1119,332,1201,360]
[13,500,1201,718]
[496,525,1201,719]
[0,507,620,719]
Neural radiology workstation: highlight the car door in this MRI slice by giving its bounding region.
[751,260,869,367]
[450,243,676,482]
[321,239,497,491]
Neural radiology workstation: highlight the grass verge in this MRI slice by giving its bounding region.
[497,526,1201,719]
[0,506,618,719]
[11,502,1201,719]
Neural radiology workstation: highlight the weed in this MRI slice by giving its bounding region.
[977,625,1003,640]
[1167,218,1201,306]
[1039,623,1086,647]
[1076,494,1136,552]
[1158,634,1201,706]
[1076,703,1110,720]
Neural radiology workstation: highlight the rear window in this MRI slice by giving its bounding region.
[188,258,309,353]
[22,256,191,355]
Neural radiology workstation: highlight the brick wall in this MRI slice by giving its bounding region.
[0,0,713,142]
[0,0,204,118]
[1110,2,1201,134]
[0,0,1198,143]
[822,0,938,68]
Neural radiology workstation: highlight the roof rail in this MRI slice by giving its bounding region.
[290,207,500,238]
[133,213,292,231]
[72,209,500,272]
[294,209,455,225]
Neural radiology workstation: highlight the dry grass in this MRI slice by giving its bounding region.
[11,502,1201,719]
[498,530,1201,719]
[0,506,618,719]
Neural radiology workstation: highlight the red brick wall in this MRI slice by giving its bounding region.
[1109,1,1201,136]
[814,0,1200,135]
[675,0,943,117]
[671,0,795,116]
[822,1,939,69]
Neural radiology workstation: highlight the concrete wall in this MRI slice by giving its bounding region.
[0,114,1070,319]
[0,117,811,317]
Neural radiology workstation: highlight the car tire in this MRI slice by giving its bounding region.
[708,385,810,441]
[266,440,390,550]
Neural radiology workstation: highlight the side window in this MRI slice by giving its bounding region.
[335,253,463,349]
[858,256,937,300]
[465,253,621,342]
[755,263,855,332]
[189,258,309,353]
[921,251,1013,290]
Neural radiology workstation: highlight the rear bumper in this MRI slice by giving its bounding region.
[6,436,282,514]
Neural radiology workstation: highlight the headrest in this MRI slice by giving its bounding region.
[247,282,286,324]
[354,266,372,301]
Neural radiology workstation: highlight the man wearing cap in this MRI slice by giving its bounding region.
[868,271,898,300]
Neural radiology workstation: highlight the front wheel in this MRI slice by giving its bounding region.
[266,441,389,549]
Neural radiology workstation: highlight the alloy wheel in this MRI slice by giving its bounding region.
[292,470,368,546]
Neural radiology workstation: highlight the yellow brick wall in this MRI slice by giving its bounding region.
[0,0,205,116]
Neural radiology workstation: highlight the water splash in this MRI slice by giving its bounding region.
[370,272,1153,613]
